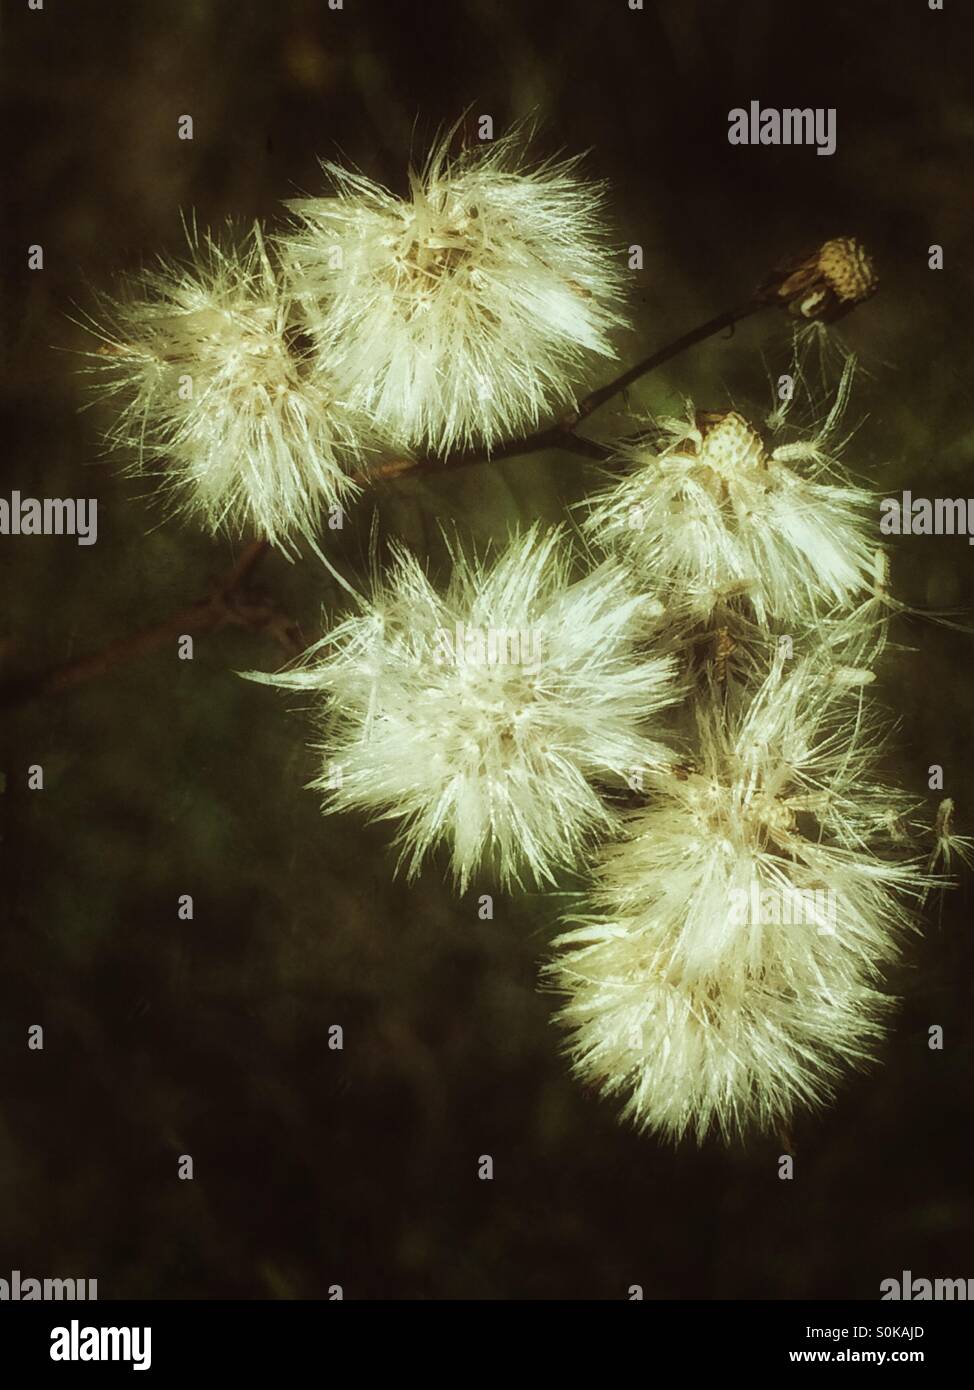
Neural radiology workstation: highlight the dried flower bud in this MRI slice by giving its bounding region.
[757,236,878,323]
[693,409,768,471]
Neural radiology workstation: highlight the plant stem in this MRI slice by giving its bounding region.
[0,294,766,706]
[571,300,762,423]
[0,538,291,710]
[378,296,765,480]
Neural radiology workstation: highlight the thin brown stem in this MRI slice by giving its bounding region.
[0,538,300,709]
[368,295,766,481]
[358,411,611,486]
[1,293,768,707]
[570,300,763,423]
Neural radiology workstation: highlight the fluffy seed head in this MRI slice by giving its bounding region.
[83,222,366,550]
[593,656,924,982]
[280,130,628,454]
[548,653,928,1141]
[251,528,678,889]
[548,928,890,1143]
[584,397,879,629]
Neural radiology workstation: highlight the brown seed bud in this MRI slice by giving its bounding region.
[757,237,878,323]
[694,410,767,469]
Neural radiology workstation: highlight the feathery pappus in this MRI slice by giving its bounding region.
[548,651,934,1142]
[83,222,368,551]
[280,129,629,454]
[247,527,679,890]
[584,385,879,630]
[548,923,893,1144]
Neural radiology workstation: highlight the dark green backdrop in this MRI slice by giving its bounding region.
[1,0,972,1298]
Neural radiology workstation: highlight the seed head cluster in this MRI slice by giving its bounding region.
[79,128,960,1145]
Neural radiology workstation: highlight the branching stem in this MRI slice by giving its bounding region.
[1,293,768,706]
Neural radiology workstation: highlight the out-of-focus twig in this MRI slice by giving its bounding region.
[0,538,302,709]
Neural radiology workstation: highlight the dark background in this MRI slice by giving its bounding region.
[1,0,973,1299]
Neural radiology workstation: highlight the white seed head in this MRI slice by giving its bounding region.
[83,222,367,550]
[585,405,878,628]
[250,528,679,889]
[548,930,891,1144]
[548,654,928,1141]
[280,130,629,454]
